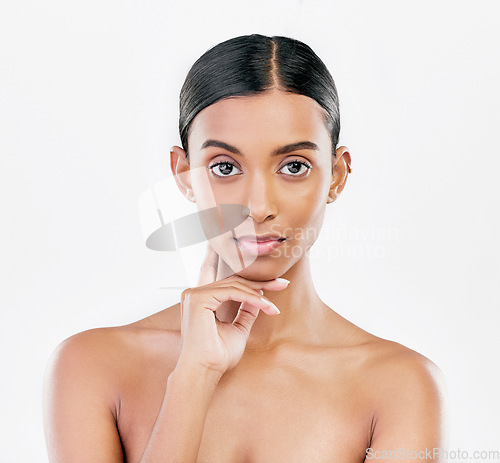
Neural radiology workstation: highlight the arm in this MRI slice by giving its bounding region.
[365,352,449,463]
[43,330,222,463]
[139,359,222,462]
[43,331,124,463]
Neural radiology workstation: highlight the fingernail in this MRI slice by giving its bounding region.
[258,290,264,295]
[276,278,290,285]
[260,297,280,314]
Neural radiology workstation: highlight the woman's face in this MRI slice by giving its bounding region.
[174,89,349,281]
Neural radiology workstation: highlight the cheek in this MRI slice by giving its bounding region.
[278,178,330,252]
[190,168,220,209]
[282,179,328,225]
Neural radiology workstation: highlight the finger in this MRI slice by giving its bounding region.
[213,280,270,298]
[197,242,219,287]
[231,301,261,336]
[221,282,282,315]
[213,275,290,292]
[200,286,280,316]
[202,280,282,313]
[257,278,290,291]
[206,278,288,313]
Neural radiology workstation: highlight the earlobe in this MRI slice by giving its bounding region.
[327,168,337,205]
[186,188,195,202]
[170,145,195,202]
[327,174,337,203]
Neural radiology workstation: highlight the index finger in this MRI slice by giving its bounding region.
[197,241,219,287]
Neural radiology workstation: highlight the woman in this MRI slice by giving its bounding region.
[43,34,448,462]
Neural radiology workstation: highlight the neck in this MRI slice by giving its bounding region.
[214,253,330,352]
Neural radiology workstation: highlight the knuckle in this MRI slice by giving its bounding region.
[227,274,242,283]
[230,279,251,291]
[228,280,244,290]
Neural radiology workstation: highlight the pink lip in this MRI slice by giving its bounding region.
[235,237,285,256]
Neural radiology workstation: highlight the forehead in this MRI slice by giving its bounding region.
[188,90,331,153]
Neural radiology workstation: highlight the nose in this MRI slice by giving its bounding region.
[244,173,278,223]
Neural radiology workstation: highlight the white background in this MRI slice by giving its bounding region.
[1,0,499,461]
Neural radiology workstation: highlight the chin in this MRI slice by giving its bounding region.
[233,265,283,282]
[227,253,301,282]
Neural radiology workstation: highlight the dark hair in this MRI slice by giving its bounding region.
[179,34,340,158]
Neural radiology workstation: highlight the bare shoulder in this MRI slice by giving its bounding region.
[318,310,447,407]
[355,336,448,439]
[346,335,449,453]
[45,302,183,408]
[43,304,183,461]
[360,336,447,395]
[49,301,180,355]
[330,310,444,382]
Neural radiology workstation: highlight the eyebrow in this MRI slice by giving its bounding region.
[200,139,319,156]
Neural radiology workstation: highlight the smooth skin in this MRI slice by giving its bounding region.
[43,89,448,463]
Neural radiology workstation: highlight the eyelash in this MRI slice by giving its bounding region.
[208,159,313,178]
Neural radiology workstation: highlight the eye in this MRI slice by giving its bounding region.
[208,161,242,178]
[279,159,312,177]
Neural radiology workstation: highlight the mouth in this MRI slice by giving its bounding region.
[234,234,286,256]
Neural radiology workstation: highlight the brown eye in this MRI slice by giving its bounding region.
[279,160,312,177]
[209,161,242,178]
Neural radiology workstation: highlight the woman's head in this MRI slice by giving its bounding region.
[179,34,340,158]
[171,34,351,281]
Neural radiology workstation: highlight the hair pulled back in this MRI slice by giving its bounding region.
[179,34,340,157]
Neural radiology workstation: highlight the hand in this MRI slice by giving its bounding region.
[177,242,289,375]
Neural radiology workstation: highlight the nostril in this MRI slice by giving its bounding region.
[247,212,277,222]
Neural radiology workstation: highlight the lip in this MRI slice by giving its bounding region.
[234,234,286,256]
[237,234,286,242]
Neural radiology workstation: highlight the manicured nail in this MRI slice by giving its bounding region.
[258,290,264,295]
[260,297,280,314]
[276,278,290,285]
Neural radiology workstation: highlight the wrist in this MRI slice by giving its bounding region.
[172,356,224,386]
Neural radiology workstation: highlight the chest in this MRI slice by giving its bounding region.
[198,378,370,463]
[117,359,371,463]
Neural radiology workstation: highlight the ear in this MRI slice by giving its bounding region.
[170,145,195,202]
[327,146,351,204]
